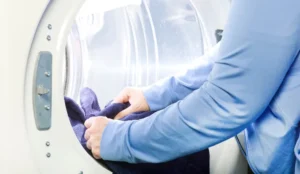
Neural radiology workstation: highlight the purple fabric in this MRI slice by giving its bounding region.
[65,87,209,174]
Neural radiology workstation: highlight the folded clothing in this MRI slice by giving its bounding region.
[65,87,209,174]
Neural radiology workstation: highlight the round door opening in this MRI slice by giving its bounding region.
[63,0,212,172]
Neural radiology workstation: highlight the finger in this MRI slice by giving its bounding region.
[90,137,101,159]
[112,94,128,104]
[84,129,91,140]
[86,140,92,150]
[92,146,101,159]
[84,117,95,128]
[114,106,134,120]
[113,88,130,103]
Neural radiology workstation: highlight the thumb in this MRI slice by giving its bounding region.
[114,106,135,120]
[112,88,131,103]
[112,94,128,104]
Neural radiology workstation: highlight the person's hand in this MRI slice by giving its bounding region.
[113,87,150,120]
[84,117,109,159]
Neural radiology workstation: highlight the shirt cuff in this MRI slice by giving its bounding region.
[142,81,174,111]
[100,119,135,163]
[142,86,162,111]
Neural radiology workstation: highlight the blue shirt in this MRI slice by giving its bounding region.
[101,0,300,173]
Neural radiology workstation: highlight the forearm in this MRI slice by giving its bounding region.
[143,44,220,111]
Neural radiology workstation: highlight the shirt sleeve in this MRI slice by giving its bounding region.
[100,0,300,163]
[295,134,300,174]
[142,44,219,111]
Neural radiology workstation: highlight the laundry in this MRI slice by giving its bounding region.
[65,87,209,174]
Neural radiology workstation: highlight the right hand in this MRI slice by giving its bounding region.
[113,87,150,120]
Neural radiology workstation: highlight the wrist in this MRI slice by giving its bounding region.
[141,86,164,111]
[100,120,135,162]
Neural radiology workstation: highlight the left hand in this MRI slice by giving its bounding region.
[84,116,110,159]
